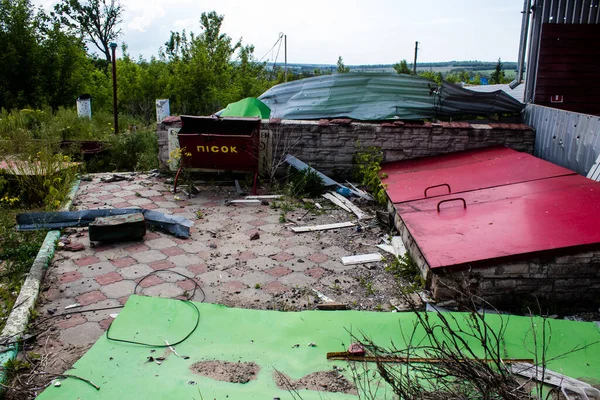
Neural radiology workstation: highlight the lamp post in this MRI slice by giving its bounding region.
[110,42,118,133]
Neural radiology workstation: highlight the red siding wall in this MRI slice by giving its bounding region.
[534,24,600,116]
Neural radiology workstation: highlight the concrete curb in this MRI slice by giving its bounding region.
[0,179,81,379]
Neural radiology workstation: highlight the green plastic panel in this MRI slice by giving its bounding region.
[37,295,600,400]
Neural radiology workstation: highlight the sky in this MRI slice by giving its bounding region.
[32,0,525,65]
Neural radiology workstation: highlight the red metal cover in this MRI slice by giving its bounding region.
[395,175,600,269]
[382,147,575,203]
[178,116,260,172]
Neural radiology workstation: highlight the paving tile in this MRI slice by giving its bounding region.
[141,283,185,298]
[60,321,105,346]
[186,263,208,275]
[270,252,294,262]
[59,271,83,284]
[99,280,138,299]
[76,290,107,306]
[262,281,289,295]
[265,265,293,278]
[237,271,274,287]
[131,249,167,264]
[237,251,255,262]
[84,299,123,322]
[221,281,247,293]
[80,261,117,278]
[286,245,315,257]
[74,256,101,267]
[169,253,201,267]
[137,275,164,288]
[60,278,101,298]
[111,257,137,268]
[278,272,317,287]
[124,243,150,253]
[148,259,176,270]
[246,256,278,271]
[117,263,155,280]
[99,318,114,331]
[305,267,327,279]
[58,314,87,330]
[307,253,329,263]
[94,271,124,285]
[145,237,177,250]
[280,258,317,273]
[128,198,153,206]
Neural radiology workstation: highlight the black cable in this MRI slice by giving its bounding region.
[1,270,205,349]
[106,269,205,347]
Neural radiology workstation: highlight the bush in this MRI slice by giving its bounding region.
[287,167,325,198]
[85,128,159,172]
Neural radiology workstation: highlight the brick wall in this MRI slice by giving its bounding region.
[157,118,535,177]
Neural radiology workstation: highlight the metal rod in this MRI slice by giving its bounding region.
[510,0,532,90]
[284,34,287,82]
[413,41,418,75]
[110,42,118,133]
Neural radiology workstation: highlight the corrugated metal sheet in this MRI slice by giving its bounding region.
[464,83,525,103]
[525,0,600,103]
[258,73,524,121]
[524,103,600,175]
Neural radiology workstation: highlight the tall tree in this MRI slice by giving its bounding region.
[54,0,123,62]
[393,59,411,74]
[336,56,350,73]
[490,57,506,84]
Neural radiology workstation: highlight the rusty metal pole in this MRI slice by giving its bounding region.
[413,41,418,75]
[110,42,118,133]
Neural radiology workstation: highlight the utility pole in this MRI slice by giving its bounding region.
[284,34,288,82]
[110,42,118,133]
[413,41,419,75]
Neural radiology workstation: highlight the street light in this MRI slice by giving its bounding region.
[110,42,118,133]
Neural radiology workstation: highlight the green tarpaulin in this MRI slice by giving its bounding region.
[220,97,271,119]
[38,295,600,400]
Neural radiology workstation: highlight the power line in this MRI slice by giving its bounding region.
[259,32,284,62]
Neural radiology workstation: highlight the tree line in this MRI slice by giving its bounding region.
[0,0,275,121]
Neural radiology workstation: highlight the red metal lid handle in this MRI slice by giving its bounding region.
[437,198,466,212]
[424,183,452,198]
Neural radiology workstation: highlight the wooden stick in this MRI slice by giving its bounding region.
[326,352,534,364]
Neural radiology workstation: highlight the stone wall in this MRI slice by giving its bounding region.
[157,118,535,176]
[430,249,600,307]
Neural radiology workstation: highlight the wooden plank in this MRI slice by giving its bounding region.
[322,193,351,212]
[330,191,370,220]
[292,222,355,233]
[317,303,347,310]
[391,236,407,256]
[327,352,535,364]
[245,195,282,199]
[226,199,262,205]
[341,253,383,265]
[376,244,396,255]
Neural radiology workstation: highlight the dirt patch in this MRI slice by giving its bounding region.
[273,369,357,395]
[190,360,260,384]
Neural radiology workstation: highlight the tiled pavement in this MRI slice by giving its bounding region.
[36,173,387,350]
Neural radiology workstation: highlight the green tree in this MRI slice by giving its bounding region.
[490,57,506,84]
[54,0,123,62]
[336,56,350,73]
[393,59,411,74]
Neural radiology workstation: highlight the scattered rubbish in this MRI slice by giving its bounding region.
[509,362,600,399]
[247,195,282,200]
[292,344,300,348]
[391,236,406,256]
[17,209,194,238]
[345,182,374,201]
[348,343,366,355]
[187,380,197,386]
[426,303,453,313]
[63,242,85,252]
[89,213,146,242]
[335,187,352,197]
[64,303,81,310]
[564,315,585,322]
[312,289,334,303]
[330,191,370,219]
[100,174,134,183]
[109,313,119,318]
[164,339,189,359]
[292,222,355,233]
[249,232,260,240]
[54,380,61,387]
[156,357,165,361]
[341,253,383,266]
[317,303,347,310]
[47,308,56,315]
[322,193,351,212]
[234,180,246,196]
[308,342,317,347]
[284,154,338,187]
[315,202,322,209]
[173,195,182,201]
[376,244,396,255]
[225,199,262,205]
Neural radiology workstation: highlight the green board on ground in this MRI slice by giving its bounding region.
[38,295,600,400]
[220,97,271,119]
